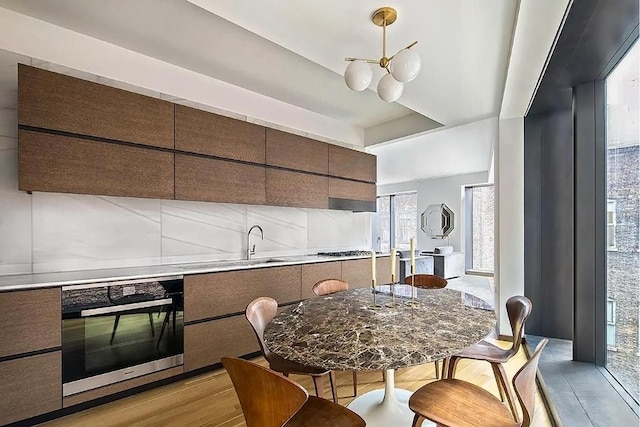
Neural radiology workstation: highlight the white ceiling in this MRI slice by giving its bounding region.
[0,0,520,144]
[370,117,496,185]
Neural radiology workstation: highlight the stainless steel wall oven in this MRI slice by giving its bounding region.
[61,276,184,397]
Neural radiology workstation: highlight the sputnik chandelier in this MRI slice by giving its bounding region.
[344,7,421,102]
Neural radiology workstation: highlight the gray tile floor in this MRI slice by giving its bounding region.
[527,335,639,427]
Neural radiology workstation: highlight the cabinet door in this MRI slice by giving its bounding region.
[0,287,61,358]
[375,256,392,286]
[341,259,373,289]
[19,130,174,199]
[328,177,376,202]
[266,169,328,209]
[18,64,174,149]
[175,105,265,163]
[328,145,376,183]
[266,128,328,174]
[184,265,302,322]
[184,314,259,372]
[0,351,62,425]
[301,261,342,299]
[175,154,266,205]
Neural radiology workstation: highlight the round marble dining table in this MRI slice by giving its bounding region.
[264,286,496,427]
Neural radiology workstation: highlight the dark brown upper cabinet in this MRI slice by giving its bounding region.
[175,154,266,205]
[19,130,175,199]
[18,64,174,149]
[329,177,376,202]
[175,105,266,164]
[266,169,328,209]
[266,128,328,174]
[328,144,377,183]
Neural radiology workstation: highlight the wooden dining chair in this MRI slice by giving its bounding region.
[402,274,448,379]
[408,338,548,427]
[403,274,448,289]
[445,295,533,420]
[311,279,366,397]
[245,297,338,403]
[221,357,365,427]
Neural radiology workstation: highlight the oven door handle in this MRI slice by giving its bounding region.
[80,298,174,317]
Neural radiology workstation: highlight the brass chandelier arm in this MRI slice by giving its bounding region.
[344,57,379,63]
[389,41,419,61]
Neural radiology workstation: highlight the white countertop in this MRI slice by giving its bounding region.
[0,253,390,291]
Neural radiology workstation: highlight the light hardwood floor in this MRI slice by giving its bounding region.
[43,340,551,427]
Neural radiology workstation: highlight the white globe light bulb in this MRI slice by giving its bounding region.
[390,48,421,82]
[344,60,373,91]
[377,73,404,102]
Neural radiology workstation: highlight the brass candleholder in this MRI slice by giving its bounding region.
[369,279,383,310]
[405,268,420,307]
[385,273,399,308]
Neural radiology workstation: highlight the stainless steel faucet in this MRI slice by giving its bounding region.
[246,225,264,260]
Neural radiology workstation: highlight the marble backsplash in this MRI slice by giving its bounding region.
[0,51,371,275]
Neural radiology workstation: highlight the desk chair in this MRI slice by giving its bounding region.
[222,357,364,427]
[446,295,533,420]
[409,339,548,427]
[246,297,338,403]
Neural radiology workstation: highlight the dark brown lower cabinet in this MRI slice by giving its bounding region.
[301,261,342,299]
[375,256,392,286]
[0,351,62,425]
[18,130,174,199]
[184,315,259,372]
[341,258,374,289]
[266,169,328,208]
[175,154,266,205]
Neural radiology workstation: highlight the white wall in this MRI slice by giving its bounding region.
[377,171,489,253]
[494,117,525,336]
[0,50,371,276]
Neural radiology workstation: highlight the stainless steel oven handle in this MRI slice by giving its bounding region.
[80,297,174,317]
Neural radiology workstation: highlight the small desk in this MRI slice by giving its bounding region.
[264,286,496,426]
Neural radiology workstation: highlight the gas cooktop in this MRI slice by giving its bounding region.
[317,250,377,257]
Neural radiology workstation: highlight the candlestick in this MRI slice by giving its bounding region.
[390,247,396,278]
[371,250,377,283]
[410,238,416,275]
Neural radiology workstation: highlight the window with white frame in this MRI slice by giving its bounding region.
[375,193,417,252]
[607,298,616,349]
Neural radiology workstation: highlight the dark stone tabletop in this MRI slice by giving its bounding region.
[264,286,496,371]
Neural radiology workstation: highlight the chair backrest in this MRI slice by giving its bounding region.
[512,339,548,427]
[506,295,533,356]
[403,274,448,289]
[221,357,308,427]
[245,297,278,360]
[312,279,349,296]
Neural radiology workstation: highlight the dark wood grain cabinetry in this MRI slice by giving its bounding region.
[341,258,373,289]
[18,64,174,149]
[184,315,259,372]
[375,256,392,285]
[0,351,62,425]
[301,261,342,299]
[328,144,376,183]
[0,287,61,358]
[175,154,266,205]
[266,128,328,174]
[19,130,175,199]
[184,266,301,322]
[266,169,328,208]
[175,105,265,163]
[18,64,376,211]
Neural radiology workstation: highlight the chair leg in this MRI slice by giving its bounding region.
[491,363,506,402]
[494,363,518,422]
[328,371,338,403]
[434,360,440,379]
[110,314,121,345]
[148,313,155,337]
[352,371,358,397]
[412,414,424,427]
[158,309,171,343]
[447,356,460,379]
[311,375,326,400]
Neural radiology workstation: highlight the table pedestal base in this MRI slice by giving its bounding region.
[346,370,435,427]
